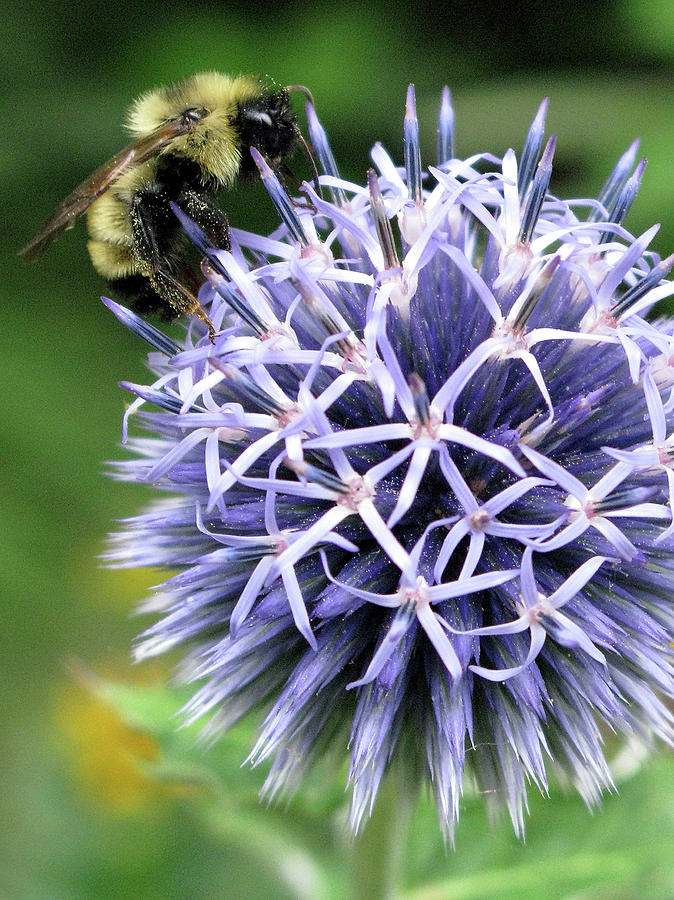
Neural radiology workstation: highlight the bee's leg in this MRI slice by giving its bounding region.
[175,189,231,250]
[129,190,216,341]
[152,270,216,342]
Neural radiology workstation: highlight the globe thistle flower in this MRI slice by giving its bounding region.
[105,85,674,840]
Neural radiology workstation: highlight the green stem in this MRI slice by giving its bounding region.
[349,767,415,900]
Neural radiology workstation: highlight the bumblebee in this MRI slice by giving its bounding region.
[21,72,305,337]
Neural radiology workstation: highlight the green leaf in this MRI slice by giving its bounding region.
[403,755,674,900]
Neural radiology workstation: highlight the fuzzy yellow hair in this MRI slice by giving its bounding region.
[124,72,264,185]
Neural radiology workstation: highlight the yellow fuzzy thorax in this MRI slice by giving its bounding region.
[124,72,266,186]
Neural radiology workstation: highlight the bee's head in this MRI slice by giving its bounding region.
[235,90,298,174]
[126,75,305,186]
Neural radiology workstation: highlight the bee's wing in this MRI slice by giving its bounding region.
[20,116,195,261]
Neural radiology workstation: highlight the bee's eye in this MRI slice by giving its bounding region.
[182,107,208,125]
[243,109,273,128]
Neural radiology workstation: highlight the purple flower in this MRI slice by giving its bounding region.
[105,86,674,839]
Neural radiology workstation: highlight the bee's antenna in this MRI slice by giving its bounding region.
[285,84,315,107]
[285,85,323,199]
[296,129,322,199]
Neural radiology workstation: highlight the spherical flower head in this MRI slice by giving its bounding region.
[105,86,674,841]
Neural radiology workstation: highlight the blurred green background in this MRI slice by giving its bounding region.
[2,0,674,896]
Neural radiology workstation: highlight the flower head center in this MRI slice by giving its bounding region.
[492,318,528,354]
[411,413,442,441]
[276,405,301,429]
[338,474,375,512]
[657,445,674,467]
[469,508,491,531]
[402,575,429,609]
